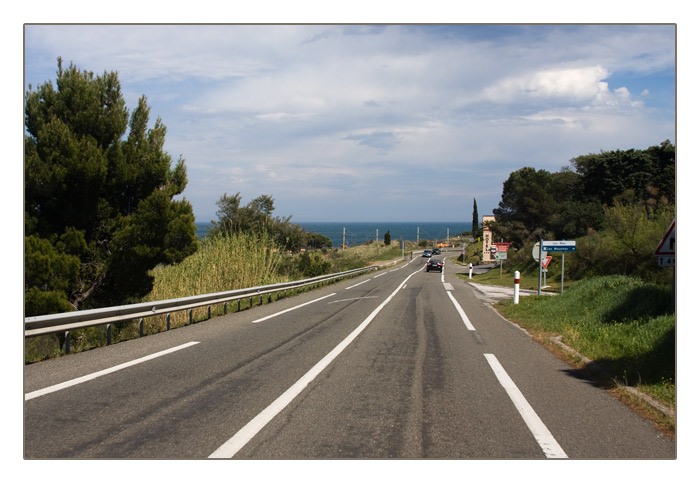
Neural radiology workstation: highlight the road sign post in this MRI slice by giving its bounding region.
[538,240,543,295]
[560,250,570,292]
[541,256,552,288]
[541,240,576,293]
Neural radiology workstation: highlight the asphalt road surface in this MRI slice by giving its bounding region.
[24,255,675,459]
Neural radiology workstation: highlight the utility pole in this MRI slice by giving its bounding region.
[343,227,346,250]
[376,229,378,243]
[447,228,450,246]
[417,226,420,243]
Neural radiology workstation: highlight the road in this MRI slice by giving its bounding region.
[24,254,675,459]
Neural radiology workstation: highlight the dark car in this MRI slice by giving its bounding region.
[426,259,443,272]
[422,249,433,257]
[432,248,441,255]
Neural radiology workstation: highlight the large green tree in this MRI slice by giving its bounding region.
[25,58,198,315]
[491,167,559,246]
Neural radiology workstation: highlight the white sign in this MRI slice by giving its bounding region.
[532,242,547,262]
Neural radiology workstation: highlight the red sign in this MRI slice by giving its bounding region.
[493,242,511,252]
[541,256,552,269]
[655,220,675,256]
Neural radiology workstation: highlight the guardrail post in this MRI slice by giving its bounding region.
[139,318,144,337]
[189,309,193,325]
[64,331,70,354]
[106,324,111,345]
[238,299,241,312]
[166,313,171,331]
[208,305,211,319]
[224,302,228,315]
[514,271,520,304]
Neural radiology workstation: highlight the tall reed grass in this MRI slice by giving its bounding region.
[141,232,287,331]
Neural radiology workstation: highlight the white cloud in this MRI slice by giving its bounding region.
[482,65,614,105]
[24,24,676,222]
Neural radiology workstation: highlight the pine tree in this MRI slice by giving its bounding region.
[25,58,198,314]
[472,198,479,239]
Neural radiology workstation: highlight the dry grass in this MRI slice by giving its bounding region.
[143,231,288,330]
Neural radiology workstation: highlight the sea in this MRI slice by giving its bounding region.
[195,221,472,248]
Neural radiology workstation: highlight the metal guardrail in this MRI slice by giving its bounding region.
[24,266,378,351]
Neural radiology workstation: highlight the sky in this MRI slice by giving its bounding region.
[23,23,676,223]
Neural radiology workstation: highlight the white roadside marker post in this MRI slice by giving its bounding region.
[514,271,520,304]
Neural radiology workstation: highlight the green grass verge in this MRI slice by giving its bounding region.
[493,275,675,414]
[452,256,575,292]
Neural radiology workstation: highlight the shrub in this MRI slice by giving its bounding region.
[296,251,332,277]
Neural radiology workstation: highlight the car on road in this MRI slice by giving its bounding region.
[426,259,443,272]
[432,248,441,255]
[422,249,432,257]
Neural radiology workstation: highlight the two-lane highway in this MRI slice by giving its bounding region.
[24,254,675,458]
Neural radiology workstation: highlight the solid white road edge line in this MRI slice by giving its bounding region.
[24,341,200,401]
[208,265,425,459]
[483,353,568,459]
[446,291,476,331]
[252,293,337,323]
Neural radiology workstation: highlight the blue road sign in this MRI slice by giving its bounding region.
[542,240,576,252]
